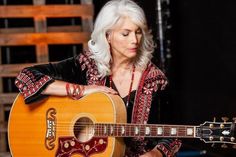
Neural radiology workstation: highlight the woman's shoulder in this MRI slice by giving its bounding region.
[76,50,97,70]
[145,62,167,79]
[142,62,168,91]
[76,50,92,62]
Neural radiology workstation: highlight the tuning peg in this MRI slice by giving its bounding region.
[232,117,236,123]
[221,117,229,123]
[221,143,228,148]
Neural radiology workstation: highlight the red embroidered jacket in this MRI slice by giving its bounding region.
[15,52,181,157]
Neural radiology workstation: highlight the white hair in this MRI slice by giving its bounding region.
[88,0,155,78]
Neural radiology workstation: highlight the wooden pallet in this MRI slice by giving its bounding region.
[0,0,93,155]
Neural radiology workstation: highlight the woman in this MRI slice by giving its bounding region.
[15,0,181,156]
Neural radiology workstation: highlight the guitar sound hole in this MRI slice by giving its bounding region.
[74,117,94,142]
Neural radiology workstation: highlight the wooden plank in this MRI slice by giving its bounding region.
[0,5,94,18]
[34,16,47,33]
[36,44,48,62]
[0,93,18,104]
[0,63,46,77]
[0,104,6,151]
[81,0,93,32]
[33,0,45,5]
[0,26,82,33]
[4,104,12,112]
[0,152,11,157]
[0,32,90,46]
[0,121,8,132]
[0,44,5,152]
[34,5,49,63]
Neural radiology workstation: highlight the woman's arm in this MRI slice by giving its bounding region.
[43,80,117,96]
[15,55,117,104]
[15,56,82,103]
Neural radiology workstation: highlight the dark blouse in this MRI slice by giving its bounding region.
[15,52,181,157]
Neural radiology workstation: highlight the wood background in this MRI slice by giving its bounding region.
[0,0,94,156]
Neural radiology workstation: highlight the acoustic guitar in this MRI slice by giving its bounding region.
[8,92,236,157]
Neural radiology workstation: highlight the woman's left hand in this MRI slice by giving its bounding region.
[139,149,163,157]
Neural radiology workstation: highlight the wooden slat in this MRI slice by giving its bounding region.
[0,63,45,77]
[0,121,8,132]
[0,93,18,104]
[0,104,6,151]
[34,9,49,63]
[0,152,11,157]
[0,32,90,46]
[0,5,93,18]
[36,44,48,62]
[0,26,82,33]
[4,104,12,112]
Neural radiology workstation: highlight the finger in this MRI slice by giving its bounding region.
[101,87,118,94]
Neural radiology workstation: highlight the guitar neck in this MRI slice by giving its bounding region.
[94,123,198,138]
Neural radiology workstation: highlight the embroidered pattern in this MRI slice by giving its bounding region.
[132,63,167,126]
[15,69,52,99]
[79,52,105,85]
[156,139,182,157]
[131,63,168,152]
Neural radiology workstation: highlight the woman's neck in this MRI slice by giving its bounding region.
[111,58,134,73]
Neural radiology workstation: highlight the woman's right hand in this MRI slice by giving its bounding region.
[83,85,118,96]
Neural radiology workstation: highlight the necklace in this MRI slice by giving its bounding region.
[109,65,135,107]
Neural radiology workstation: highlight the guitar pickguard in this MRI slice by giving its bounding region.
[55,137,108,157]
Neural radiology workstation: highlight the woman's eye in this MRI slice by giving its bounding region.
[122,32,129,36]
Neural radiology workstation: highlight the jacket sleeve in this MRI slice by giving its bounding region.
[15,55,84,104]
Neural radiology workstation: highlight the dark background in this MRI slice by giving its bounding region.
[95,1,236,156]
[141,0,236,157]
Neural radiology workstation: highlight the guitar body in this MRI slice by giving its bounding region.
[8,92,126,157]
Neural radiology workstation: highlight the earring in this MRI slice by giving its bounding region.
[91,40,95,45]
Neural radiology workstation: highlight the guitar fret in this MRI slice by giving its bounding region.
[134,126,139,135]
[157,126,163,136]
[145,126,151,136]
[171,127,177,136]
[94,124,196,138]
[110,124,114,135]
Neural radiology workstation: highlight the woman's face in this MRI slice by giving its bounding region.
[108,17,142,60]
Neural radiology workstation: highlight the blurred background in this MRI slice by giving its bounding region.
[0,0,235,156]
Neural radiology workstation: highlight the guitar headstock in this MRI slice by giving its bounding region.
[196,117,236,148]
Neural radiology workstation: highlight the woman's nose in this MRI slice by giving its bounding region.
[130,33,138,44]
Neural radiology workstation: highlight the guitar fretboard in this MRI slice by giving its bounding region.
[94,124,197,138]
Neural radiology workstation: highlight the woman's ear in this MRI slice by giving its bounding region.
[106,31,112,43]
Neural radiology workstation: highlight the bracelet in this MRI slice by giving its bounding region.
[65,83,84,100]
[66,83,72,96]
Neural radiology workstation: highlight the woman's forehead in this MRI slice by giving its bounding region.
[113,17,141,30]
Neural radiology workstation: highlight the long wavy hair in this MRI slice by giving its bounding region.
[88,0,155,78]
